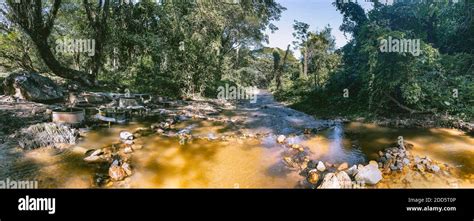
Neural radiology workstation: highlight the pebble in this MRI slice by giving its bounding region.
[317,161,326,172]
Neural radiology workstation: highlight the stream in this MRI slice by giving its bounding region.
[0,91,473,188]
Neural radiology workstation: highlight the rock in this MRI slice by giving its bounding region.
[336,171,352,188]
[346,165,358,176]
[123,146,133,154]
[3,71,64,103]
[84,155,102,163]
[319,171,352,189]
[276,135,286,143]
[378,151,384,157]
[337,162,349,171]
[416,164,425,172]
[369,160,378,167]
[324,162,333,168]
[85,149,103,157]
[307,169,320,184]
[318,173,340,189]
[431,165,440,173]
[109,164,127,181]
[122,163,133,176]
[317,161,326,172]
[355,164,383,185]
[119,131,134,140]
[402,158,410,165]
[131,144,143,150]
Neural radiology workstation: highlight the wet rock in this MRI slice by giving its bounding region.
[3,71,64,103]
[416,164,425,172]
[402,158,410,165]
[131,144,143,150]
[431,165,440,173]
[378,151,384,157]
[355,164,382,185]
[84,155,102,163]
[123,146,133,154]
[122,163,133,176]
[307,169,320,185]
[337,162,349,171]
[346,165,358,176]
[84,149,105,162]
[119,131,134,140]
[277,135,286,144]
[317,161,326,172]
[109,164,127,181]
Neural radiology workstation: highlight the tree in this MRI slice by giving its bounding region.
[2,0,94,86]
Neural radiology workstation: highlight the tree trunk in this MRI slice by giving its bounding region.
[32,36,94,86]
[302,49,308,78]
[276,44,290,90]
[5,0,95,86]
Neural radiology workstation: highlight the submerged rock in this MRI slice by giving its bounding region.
[307,169,320,185]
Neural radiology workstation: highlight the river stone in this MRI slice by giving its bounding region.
[123,146,133,154]
[431,165,440,173]
[84,155,101,163]
[307,169,320,184]
[337,162,349,171]
[402,158,410,165]
[336,171,352,188]
[317,161,326,172]
[355,164,383,185]
[416,164,425,172]
[318,173,340,189]
[3,71,64,103]
[109,164,127,181]
[131,144,143,150]
[276,135,286,143]
[122,163,133,176]
[120,131,134,140]
[346,165,358,176]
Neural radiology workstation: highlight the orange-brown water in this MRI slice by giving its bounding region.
[1,121,473,188]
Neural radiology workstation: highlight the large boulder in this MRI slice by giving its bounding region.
[3,71,64,103]
[355,163,383,185]
[318,171,353,189]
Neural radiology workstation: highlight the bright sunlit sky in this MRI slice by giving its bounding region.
[264,0,374,57]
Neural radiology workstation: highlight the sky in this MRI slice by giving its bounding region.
[264,0,374,57]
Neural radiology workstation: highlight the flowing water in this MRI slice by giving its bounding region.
[1,119,473,188]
